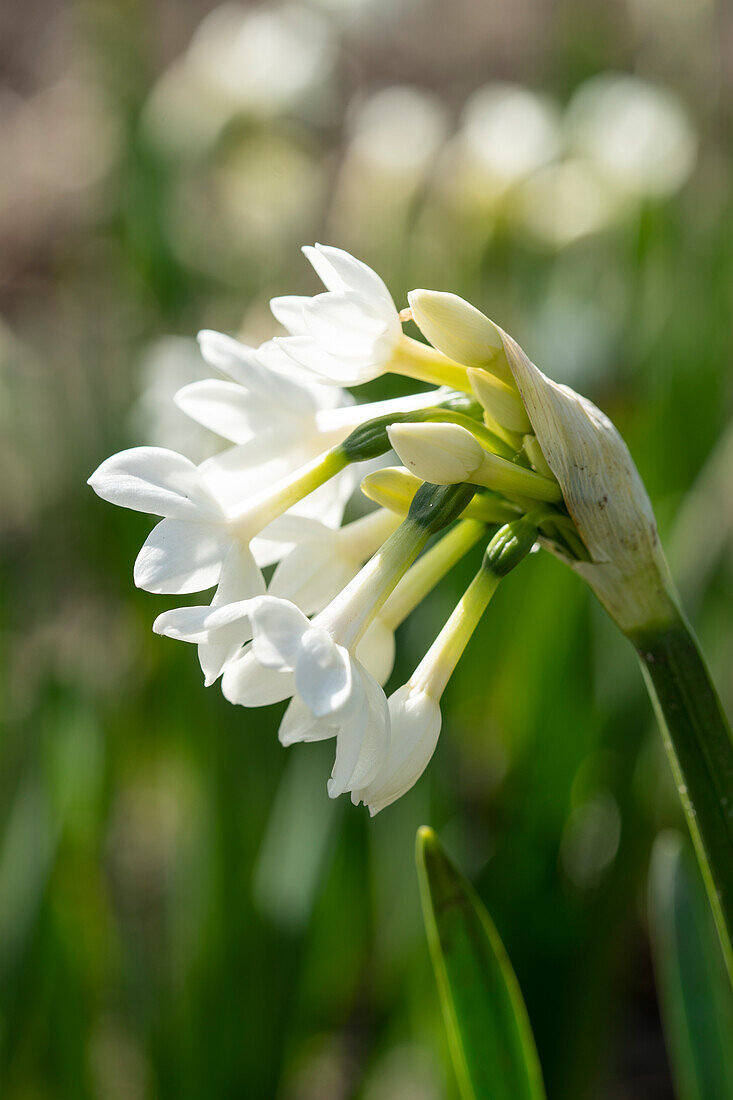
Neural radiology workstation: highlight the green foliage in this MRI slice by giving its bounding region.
[648,832,733,1100]
[416,827,545,1100]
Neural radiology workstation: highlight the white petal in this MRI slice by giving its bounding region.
[269,540,354,617]
[221,647,294,706]
[133,519,229,593]
[295,628,358,718]
[197,330,267,386]
[342,665,390,791]
[213,542,265,605]
[359,686,442,813]
[88,447,221,521]
[304,244,395,309]
[269,294,310,335]
[198,438,301,511]
[174,380,266,444]
[249,597,310,671]
[153,605,213,643]
[355,617,396,686]
[303,291,391,357]
[274,336,385,387]
[278,698,336,745]
[198,330,314,414]
[328,706,367,798]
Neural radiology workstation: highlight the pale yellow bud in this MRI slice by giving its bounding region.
[467,366,532,434]
[388,422,562,503]
[360,466,423,513]
[407,289,513,384]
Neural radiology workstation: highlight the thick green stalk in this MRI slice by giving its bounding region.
[632,614,733,982]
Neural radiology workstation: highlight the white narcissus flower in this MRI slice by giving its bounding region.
[179,329,453,558]
[178,330,358,541]
[223,484,475,797]
[271,243,403,386]
[87,441,349,596]
[354,685,442,815]
[249,597,390,798]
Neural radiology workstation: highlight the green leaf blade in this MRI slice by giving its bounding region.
[416,826,546,1100]
[648,831,733,1100]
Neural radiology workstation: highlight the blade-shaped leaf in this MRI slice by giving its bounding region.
[416,826,546,1100]
[648,831,733,1100]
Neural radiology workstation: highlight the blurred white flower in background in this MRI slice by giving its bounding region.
[130,337,224,464]
[438,83,561,215]
[345,86,449,182]
[460,83,562,192]
[144,2,338,159]
[329,85,449,252]
[565,73,697,200]
[513,159,621,248]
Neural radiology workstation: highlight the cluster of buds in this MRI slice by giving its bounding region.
[90,245,679,812]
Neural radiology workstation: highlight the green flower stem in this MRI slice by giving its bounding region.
[632,614,733,983]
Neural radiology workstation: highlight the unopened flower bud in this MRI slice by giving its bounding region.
[388,422,562,503]
[387,422,484,484]
[407,289,512,384]
[467,367,532,434]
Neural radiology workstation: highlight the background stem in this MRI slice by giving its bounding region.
[633,615,733,983]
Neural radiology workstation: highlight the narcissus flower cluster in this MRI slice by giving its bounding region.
[90,244,678,812]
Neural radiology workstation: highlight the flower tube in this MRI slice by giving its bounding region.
[354,517,539,813]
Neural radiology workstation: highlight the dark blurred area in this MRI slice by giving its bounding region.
[1,1,732,1097]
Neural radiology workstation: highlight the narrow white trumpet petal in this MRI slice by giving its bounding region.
[408,289,512,384]
[498,325,678,632]
[328,667,389,797]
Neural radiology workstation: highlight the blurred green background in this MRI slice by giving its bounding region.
[1,1,732,1096]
